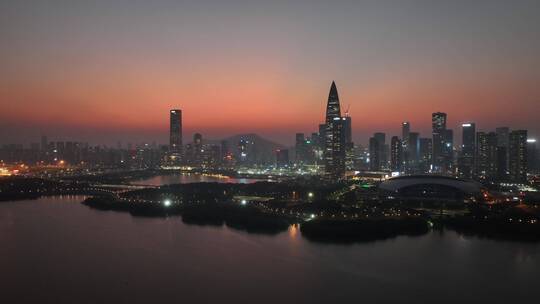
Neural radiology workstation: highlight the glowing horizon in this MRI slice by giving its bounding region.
[1,1,539,146]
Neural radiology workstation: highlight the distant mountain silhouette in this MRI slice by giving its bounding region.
[222,133,286,165]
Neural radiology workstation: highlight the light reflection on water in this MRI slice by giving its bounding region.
[1,196,539,304]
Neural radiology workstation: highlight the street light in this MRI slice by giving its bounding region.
[163,199,171,207]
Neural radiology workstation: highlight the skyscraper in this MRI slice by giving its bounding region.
[324,81,345,178]
[407,132,420,173]
[402,122,410,142]
[476,132,498,181]
[461,123,476,156]
[369,136,381,171]
[342,115,352,145]
[390,136,403,172]
[496,127,510,173]
[509,130,527,183]
[458,123,476,178]
[401,122,410,169]
[527,139,538,173]
[419,138,433,173]
[170,109,182,154]
[295,133,306,164]
[374,132,387,169]
[432,112,453,173]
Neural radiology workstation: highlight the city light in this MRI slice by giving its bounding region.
[308,192,314,198]
[163,199,171,207]
[241,199,247,205]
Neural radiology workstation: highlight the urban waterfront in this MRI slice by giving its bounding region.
[1,196,539,304]
[130,174,263,186]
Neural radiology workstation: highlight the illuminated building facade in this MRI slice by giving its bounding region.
[169,109,182,155]
[323,81,345,178]
[508,130,527,183]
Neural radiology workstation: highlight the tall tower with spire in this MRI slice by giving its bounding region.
[324,81,345,178]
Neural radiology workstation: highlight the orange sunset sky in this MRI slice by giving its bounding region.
[1,1,539,146]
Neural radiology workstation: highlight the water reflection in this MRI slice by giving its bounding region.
[1,197,539,304]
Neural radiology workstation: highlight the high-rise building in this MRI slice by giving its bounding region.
[324,81,345,178]
[169,109,182,154]
[496,127,510,173]
[432,112,447,172]
[342,115,352,145]
[476,132,498,181]
[390,136,403,172]
[509,130,527,183]
[419,138,433,173]
[401,122,411,168]
[458,123,476,178]
[374,132,387,169]
[342,115,354,170]
[369,136,381,171]
[527,139,538,173]
[402,122,410,148]
[407,132,420,173]
[295,133,306,164]
[461,123,476,156]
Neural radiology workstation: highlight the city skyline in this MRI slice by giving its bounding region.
[1,1,540,146]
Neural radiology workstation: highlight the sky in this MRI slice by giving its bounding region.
[1,0,539,147]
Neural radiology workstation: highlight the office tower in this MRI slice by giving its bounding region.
[508,130,528,183]
[496,127,510,172]
[432,112,447,172]
[442,129,454,173]
[401,122,410,167]
[324,81,345,178]
[169,109,182,155]
[476,132,498,181]
[390,136,403,172]
[406,132,420,173]
[419,138,433,173]
[295,133,306,164]
[527,139,538,173]
[342,115,352,145]
[369,136,381,171]
[276,149,289,168]
[461,123,476,156]
[458,123,476,178]
[402,122,410,147]
[374,132,387,169]
[342,115,355,170]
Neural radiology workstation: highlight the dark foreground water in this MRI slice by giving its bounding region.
[1,196,539,304]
